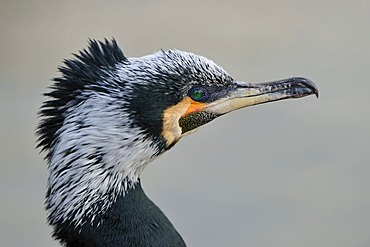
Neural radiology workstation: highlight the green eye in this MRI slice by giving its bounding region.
[189,87,208,102]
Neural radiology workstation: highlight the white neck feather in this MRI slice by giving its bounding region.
[47,92,159,225]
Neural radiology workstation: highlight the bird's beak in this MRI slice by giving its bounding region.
[206,77,318,115]
[175,77,318,145]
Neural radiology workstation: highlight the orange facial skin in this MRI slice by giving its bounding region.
[182,97,206,117]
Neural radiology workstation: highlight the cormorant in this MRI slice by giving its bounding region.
[37,39,318,247]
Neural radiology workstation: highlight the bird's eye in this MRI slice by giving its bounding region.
[189,87,208,102]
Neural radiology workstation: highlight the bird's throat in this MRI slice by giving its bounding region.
[52,181,186,247]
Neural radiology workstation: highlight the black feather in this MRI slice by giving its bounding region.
[36,38,127,159]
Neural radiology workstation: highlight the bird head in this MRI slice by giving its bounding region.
[37,39,318,225]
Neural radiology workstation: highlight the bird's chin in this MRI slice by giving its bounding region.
[179,111,219,134]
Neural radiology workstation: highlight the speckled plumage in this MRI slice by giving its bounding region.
[37,38,318,247]
[37,39,237,246]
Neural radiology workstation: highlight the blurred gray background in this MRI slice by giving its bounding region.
[1,0,369,246]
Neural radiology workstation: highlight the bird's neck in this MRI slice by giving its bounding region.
[53,181,186,247]
[46,99,164,225]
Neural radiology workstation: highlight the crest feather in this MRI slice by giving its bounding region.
[36,38,127,159]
